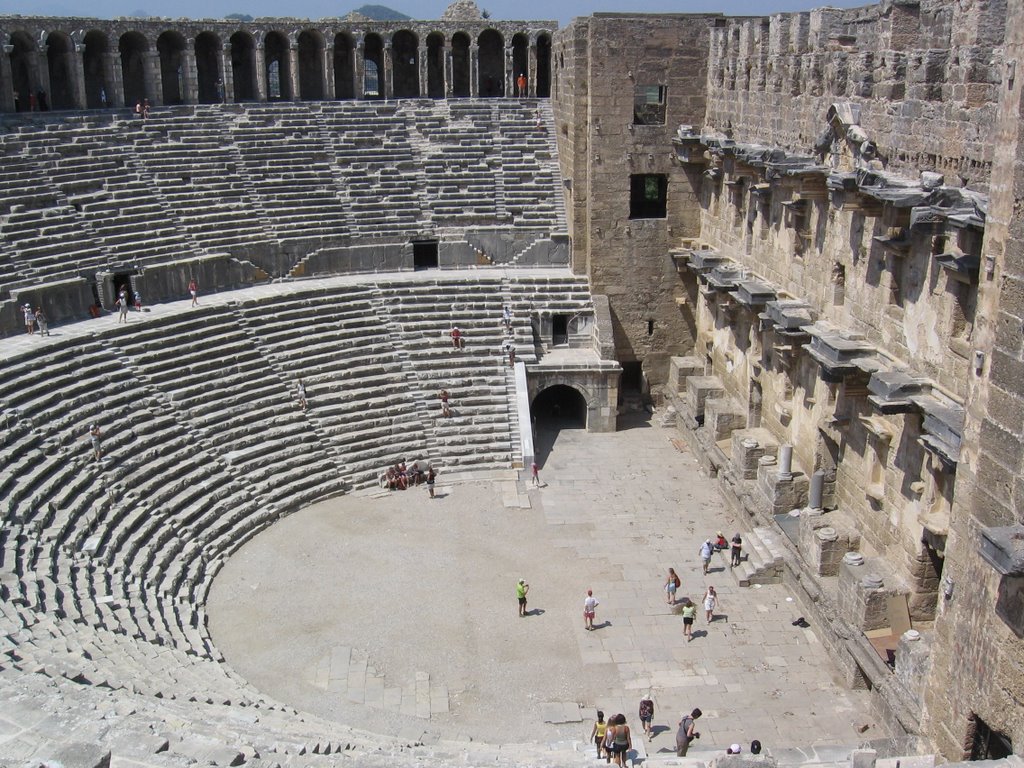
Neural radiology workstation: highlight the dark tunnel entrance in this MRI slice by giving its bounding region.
[532,385,587,430]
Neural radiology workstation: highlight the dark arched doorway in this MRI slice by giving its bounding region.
[363,33,383,98]
[157,31,187,104]
[230,32,255,101]
[511,33,528,97]
[45,32,75,110]
[264,31,291,100]
[536,34,552,97]
[119,31,148,107]
[392,30,418,98]
[194,32,222,104]
[478,29,504,97]
[83,31,110,108]
[533,385,587,429]
[426,32,444,98]
[8,31,34,111]
[451,32,469,97]
[333,32,354,99]
[297,29,324,100]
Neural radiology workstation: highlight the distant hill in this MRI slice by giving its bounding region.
[352,5,411,20]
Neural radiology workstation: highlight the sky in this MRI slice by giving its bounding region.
[2,0,874,27]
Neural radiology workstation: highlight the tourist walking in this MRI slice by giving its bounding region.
[676,708,702,757]
[699,539,714,574]
[730,532,743,567]
[516,578,529,616]
[583,589,599,630]
[680,598,696,641]
[188,277,199,306]
[426,466,436,498]
[610,714,632,767]
[134,290,142,311]
[702,585,720,622]
[502,304,512,331]
[296,379,307,411]
[22,303,35,334]
[603,715,618,763]
[638,696,655,740]
[665,567,681,604]
[590,711,608,761]
[116,293,130,323]
[439,389,451,417]
[33,307,48,336]
[531,460,540,486]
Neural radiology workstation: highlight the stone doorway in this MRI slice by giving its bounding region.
[532,384,586,430]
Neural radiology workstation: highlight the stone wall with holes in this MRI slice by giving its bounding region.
[703,1,1001,191]
[552,14,717,389]
[921,0,1024,758]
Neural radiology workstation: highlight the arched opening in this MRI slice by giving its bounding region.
[119,31,148,107]
[83,31,110,108]
[230,32,255,101]
[392,30,418,98]
[363,33,383,98]
[451,32,470,97]
[8,32,36,111]
[536,34,551,97]
[426,32,445,98]
[194,32,222,104]
[157,31,187,105]
[533,385,588,430]
[477,29,504,97]
[333,33,354,99]
[264,31,291,100]
[297,29,324,100]
[511,33,528,97]
[45,32,75,110]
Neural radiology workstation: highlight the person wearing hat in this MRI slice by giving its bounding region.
[516,578,529,617]
[22,304,35,335]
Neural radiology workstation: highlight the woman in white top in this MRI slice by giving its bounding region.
[702,585,720,623]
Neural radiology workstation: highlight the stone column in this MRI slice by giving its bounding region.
[182,46,198,104]
[254,42,267,101]
[34,44,51,106]
[528,38,537,97]
[144,50,161,104]
[0,43,15,112]
[287,43,299,100]
[469,42,479,97]
[103,50,123,107]
[354,39,365,98]
[418,44,428,97]
[220,43,233,103]
[70,43,88,109]
[444,45,453,98]
[383,40,393,99]
[323,42,334,99]
[504,44,513,97]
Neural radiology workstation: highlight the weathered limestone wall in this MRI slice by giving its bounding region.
[552,14,717,389]
[704,1,1002,191]
[922,0,1024,756]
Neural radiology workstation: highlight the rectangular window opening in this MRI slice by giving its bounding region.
[629,174,667,219]
[633,84,666,125]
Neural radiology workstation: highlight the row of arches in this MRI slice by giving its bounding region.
[1,27,552,112]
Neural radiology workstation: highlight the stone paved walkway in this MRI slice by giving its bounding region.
[207,413,887,752]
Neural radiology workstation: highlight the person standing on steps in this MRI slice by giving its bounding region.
[699,538,714,575]
[22,303,35,334]
[188,277,199,306]
[590,711,608,761]
[439,389,451,417]
[665,567,681,605]
[426,466,436,498]
[34,307,49,336]
[676,708,702,757]
[516,578,529,616]
[610,714,632,768]
[116,293,130,323]
[296,379,307,412]
[730,532,743,568]
[88,423,103,461]
[531,460,540,486]
[583,589,599,630]
[516,72,527,97]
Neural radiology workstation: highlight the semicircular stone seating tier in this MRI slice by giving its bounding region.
[0,271,594,765]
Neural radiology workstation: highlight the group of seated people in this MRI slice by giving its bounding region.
[380,461,431,490]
